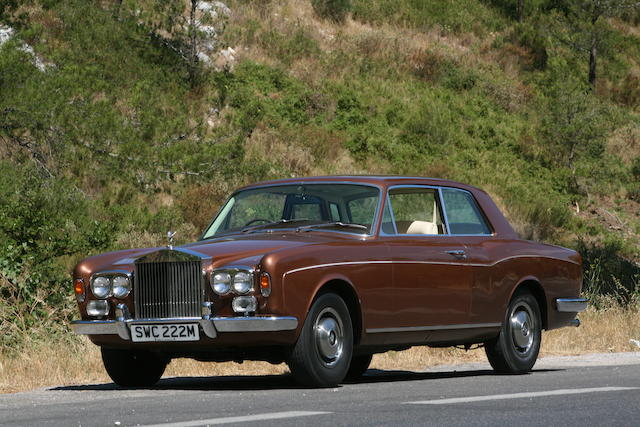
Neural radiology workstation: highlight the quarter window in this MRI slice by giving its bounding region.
[441,189,491,235]
[381,200,396,234]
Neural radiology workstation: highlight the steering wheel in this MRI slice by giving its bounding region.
[243,218,272,227]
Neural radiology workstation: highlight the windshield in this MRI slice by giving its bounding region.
[201,183,381,238]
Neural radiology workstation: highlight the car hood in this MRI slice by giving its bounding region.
[74,231,364,275]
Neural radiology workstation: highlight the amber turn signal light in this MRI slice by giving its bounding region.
[74,278,85,302]
[260,273,271,297]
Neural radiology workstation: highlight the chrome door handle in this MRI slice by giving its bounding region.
[446,250,467,260]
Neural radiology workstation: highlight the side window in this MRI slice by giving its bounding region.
[441,188,491,235]
[388,188,444,235]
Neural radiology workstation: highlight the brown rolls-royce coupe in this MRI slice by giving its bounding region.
[71,176,587,387]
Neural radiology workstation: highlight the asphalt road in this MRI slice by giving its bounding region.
[1,352,639,427]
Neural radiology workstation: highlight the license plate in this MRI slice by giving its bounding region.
[131,323,200,342]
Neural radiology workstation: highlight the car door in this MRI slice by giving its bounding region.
[439,187,497,325]
[380,186,474,329]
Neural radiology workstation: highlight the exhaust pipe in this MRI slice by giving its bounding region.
[569,318,581,327]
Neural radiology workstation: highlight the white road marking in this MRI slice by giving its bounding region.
[405,386,639,405]
[140,411,331,427]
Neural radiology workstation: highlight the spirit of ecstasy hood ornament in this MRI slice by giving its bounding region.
[167,230,176,249]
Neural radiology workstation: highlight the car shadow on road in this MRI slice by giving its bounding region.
[50,368,560,392]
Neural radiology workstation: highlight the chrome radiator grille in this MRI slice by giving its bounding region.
[134,260,203,318]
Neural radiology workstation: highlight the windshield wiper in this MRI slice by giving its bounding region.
[241,219,309,233]
[295,222,369,233]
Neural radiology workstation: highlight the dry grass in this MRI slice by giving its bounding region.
[2,305,639,394]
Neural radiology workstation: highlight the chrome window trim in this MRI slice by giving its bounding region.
[439,186,494,236]
[366,322,501,334]
[379,197,399,236]
[199,181,384,239]
[438,187,451,234]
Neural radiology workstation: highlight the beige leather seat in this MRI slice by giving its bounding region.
[406,220,438,235]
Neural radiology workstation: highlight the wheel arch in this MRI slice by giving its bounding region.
[311,278,363,346]
[511,277,548,330]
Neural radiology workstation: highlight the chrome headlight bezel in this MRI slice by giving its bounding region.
[90,271,133,300]
[211,267,255,295]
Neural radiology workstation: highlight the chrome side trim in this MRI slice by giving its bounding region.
[284,254,580,277]
[438,186,451,234]
[366,322,501,334]
[213,316,298,332]
[285,261,392,276]
[556,298,588,313]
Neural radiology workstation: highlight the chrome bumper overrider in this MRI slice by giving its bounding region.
[70,316,298,341]
[556,298,588,313]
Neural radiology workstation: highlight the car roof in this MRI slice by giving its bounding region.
[237,175,486,194]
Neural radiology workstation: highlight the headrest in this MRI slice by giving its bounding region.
[406,220,438,235]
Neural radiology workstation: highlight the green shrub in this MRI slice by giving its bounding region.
[0,163,113,348]
[577,238,640,307]
[312,0,352,23]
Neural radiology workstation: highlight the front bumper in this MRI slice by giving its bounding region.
[70,316,298,341]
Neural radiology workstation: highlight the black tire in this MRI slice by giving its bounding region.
[345,353,373,380]
[101,348,168,387]
[485,290,542,373]
[287,293,353,387]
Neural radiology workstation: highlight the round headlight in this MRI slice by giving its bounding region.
[232,271,253,294]
[91,276,111,299]
[112,276,131,298]
[212,272,232,295]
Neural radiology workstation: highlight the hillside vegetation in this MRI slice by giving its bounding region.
[1,0,640,350]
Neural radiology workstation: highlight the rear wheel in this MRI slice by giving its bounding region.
[101,348,167,387]
[485,290,542,373]
[345,353,373,380]
[287,293,353,387]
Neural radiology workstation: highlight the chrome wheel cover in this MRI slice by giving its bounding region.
[510,301,536,354]
[314,307,344,367]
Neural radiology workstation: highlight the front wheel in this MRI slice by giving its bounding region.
[485,290,542,373]
[101,348,168,387]
[286,293,353,387]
